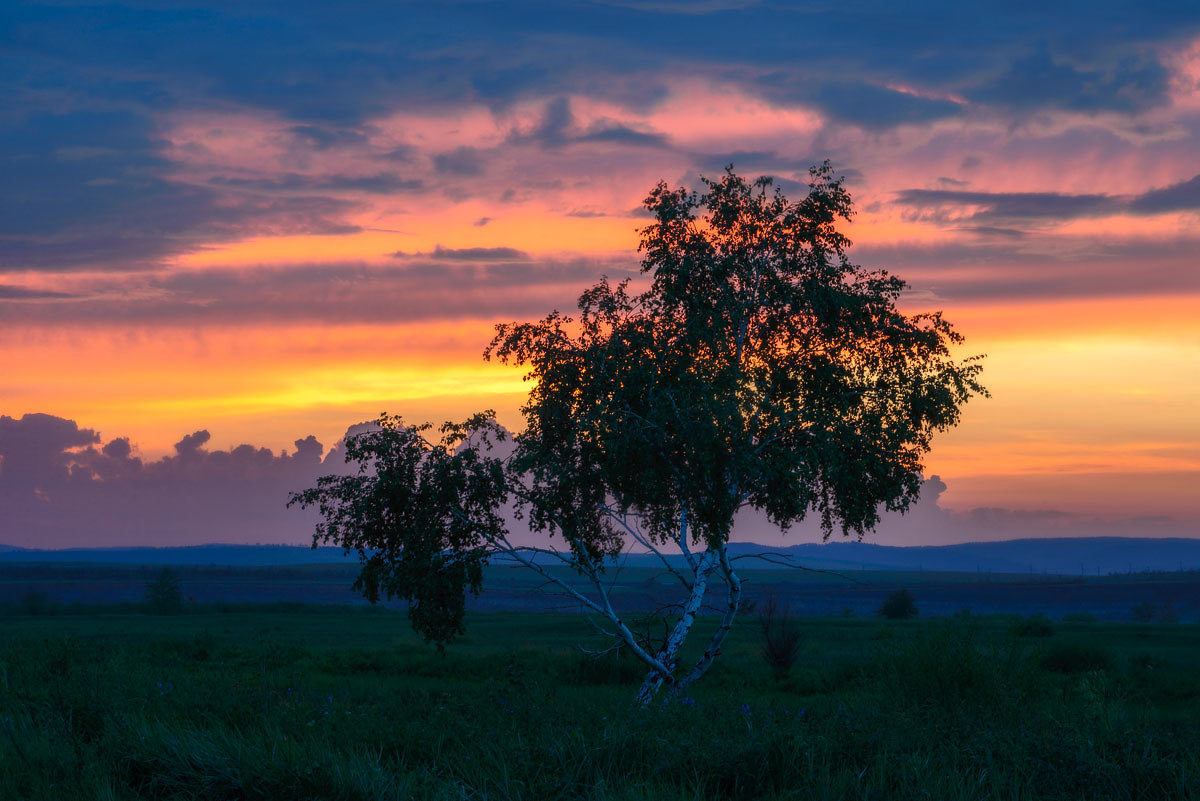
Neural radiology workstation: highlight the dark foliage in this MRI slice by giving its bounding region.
[757,596,802,676]
[144,567,183,614]
[18,588,48,616]
[1132,601,1178,623]
[1011,613,1055,637]
[1041,641,1115,674]
[877,588,919,619]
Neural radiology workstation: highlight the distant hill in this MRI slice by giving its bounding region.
[0,537,1198,575]
[724,537,1200,576]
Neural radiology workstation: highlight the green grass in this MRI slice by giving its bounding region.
[2,605,1198,800]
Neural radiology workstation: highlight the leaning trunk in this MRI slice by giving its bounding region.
[634,548,717,704]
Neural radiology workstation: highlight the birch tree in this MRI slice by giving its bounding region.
[289,164,986,704]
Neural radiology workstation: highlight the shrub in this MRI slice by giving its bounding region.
[145,568,184,614]
[1130,601,1177,623]
[1131,602,1158,623]
[757,596,802,677]
[1041,642,1114,674]
[1011,613,1054,638]
[18,588,49,616]
[877,588,918,620]
[1062,612,1097,623]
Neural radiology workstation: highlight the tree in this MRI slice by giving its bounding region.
[878,588,919,620]
[145,567,184,614]
[290,164,986,703]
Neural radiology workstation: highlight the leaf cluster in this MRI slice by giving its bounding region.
[488,163,986,550]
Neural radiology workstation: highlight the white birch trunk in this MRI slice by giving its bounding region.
[673,545,742,694]
[634,546,716,704]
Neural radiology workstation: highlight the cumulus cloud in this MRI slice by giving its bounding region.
[0,413,342,548]
[5,412,1193,551]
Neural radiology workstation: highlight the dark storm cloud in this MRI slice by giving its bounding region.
[950,226,1027,239]
[507,96,672,150]
[4,0,1200,273]
[0,109,365,272]
[894,174,1200,223]
[756,77,964,129]
[0,285,76,299]
[575,123,670,148]
[287,125,371,150]
[0,413,339,547]
[7,0,1197,126]
[0,256,639,325]
[392,246,531,262]
[433,146,486,176]
[210,172,426,194]
[1127,174,1200,214]
[894,188,1120,222]
[854,237,1200,302]
[967,47,1170,114]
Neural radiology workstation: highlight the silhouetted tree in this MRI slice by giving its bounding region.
[878,588,919,619]
[290,165,985,703]
[145,567,183,613]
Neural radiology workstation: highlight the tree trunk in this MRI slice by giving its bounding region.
[634,547,716,704]
[673,545,741,694]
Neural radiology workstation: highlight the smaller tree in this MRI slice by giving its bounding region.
[878,588,918,619]
[145,567,184,614]
[19,587,49,616]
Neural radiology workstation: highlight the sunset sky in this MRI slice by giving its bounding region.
[2,1,1199,548]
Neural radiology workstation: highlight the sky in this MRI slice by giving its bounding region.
[2,1,1199,549]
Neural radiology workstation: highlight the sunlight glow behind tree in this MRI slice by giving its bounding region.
[289,164,986,703]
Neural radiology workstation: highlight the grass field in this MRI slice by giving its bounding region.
[2,605,1198,800]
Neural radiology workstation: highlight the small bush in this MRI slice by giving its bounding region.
[145,568,184,614]
[18,588,49,616]
[877,588,918,620]
[1041,642,1114,674]
[757,596,802,677]
[1062,612,1097,623]
[1130,601,1177,623]
[1131,602,1158,623]
[1011,613,1054,638]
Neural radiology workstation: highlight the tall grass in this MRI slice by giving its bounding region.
[1,608,1197,800]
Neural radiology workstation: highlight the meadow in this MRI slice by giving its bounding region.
[1,603,1198,800]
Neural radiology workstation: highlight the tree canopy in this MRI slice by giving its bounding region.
[290,164,986,702]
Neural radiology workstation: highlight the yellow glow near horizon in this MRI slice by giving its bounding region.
[5,290,1198,518]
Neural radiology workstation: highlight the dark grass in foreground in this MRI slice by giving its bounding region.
[1,607,1198,800]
